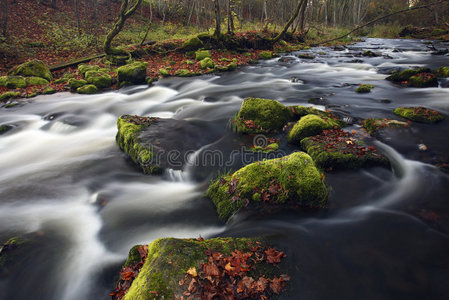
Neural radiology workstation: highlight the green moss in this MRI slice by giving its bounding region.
[199,57,215,69]
[298,53,315,59]
[300,131,389,170]
[355,84,374,93]
[147,78,157,86]
[0,91,20,101]
[184,60,195,65]
[26,92,37,98]
[116,115,162,175]
[288,115,339,144]
[85,71,112,88]
[219,57,232,62]
[233,97,291,134]
[43,87,56,94]
[195,50,211,61]
[386,68,428,82]
[0,237,28,268]
[7,60,52,82]
[182,36,204,51]
[408,73,438,88]
[394,107,445,123]
[251,143,279,153]
[435,67,449,77]
[76,84,98,94]
[78,64,100,77]
[68,78,87,91]
[124,237,269,300]
[4,102,19,108]
[117,61,147,84]
[227,62,237,71]
[123,245,144,268]
[0,125,12,134]
[25,76,49,86]
[362,50,377,57]
[362,118,409,135]
[159,68,170,77]
[174,69,194,77]
[258,51,273,60]
[0,76,27,89]
[207,152,328,221]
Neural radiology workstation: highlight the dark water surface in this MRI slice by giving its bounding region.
[0,38,449,300]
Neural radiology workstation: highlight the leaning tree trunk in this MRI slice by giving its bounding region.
[104,0,143,56]
[272,0,307,43]
[213,0,221,38]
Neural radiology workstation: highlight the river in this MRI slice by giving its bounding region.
[0,38,449,300]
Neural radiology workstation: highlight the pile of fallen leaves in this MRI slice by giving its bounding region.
[110,245,149,300]
[177,242,290,300]
[125,115,159,126]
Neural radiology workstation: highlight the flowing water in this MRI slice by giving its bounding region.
[1,38,449,299]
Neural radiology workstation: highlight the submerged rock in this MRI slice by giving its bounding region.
[116,237,289,300]
[7,60,52,82]
[394,107,445,123]
[233,97,291,134]
[362,118,409,136]
[207,152,328,221]
[300,129,389,170]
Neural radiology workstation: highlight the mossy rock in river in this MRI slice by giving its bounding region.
[76,84,98,94]
[355,84,374,93]
[233,97,291,134]
[117,61,147,84]
[0,76,27,89]
[7,60,52,82]
[435,67,449,78]
[174,69,195,77]
[393,107,445,123]
[386,68,430,83]
[117,237,289,300]
[287,114,341,144]
[84,71,113,88]
[116,115,220,174]
[207,152,328,221]
[408,73,438,88]
[300,129,389,170]
[0,91,20,101]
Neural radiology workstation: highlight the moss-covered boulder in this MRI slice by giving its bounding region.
[355,84,374,93]
[195,50,211,61]
[116,115,220,174]
[25,76,49,86]
[78,64,100,77]
[436,67,449,77]
[394,107,445,123]
[76,84,98,94]
[43,87,56,95]
[117,237,289,300]
[300,129,389,170]
[116,115,162,175]
[8,60,52,82]
[362,118,409,136]
[182,37,204,52]
[288,114,341,144]
[0,76,27,89]
[68,78,87,91]
[258,51,273,60]
[408,73,438,88]
[208,152,328,221]
[298,53,315,59]
[200,57,215,69]
[0,91,20,101]
[117,61,147,84]
[233,97,291,134]
[386,68,430,83]
[85,71,113,88]
[362,50,378,57]
[174,69,194,77]
[0,124,12,134]
[251,142,279,153]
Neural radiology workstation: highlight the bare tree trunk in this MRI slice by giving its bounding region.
[104,0,143,55]
[333,0,336,27]
[298,0,308,32]
[1,0,7,37]
[213,0,221,38]
[75,0,81,36]
[272,0,306,43]
[140,1,153,46]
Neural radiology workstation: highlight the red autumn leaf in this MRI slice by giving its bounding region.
[265,248,284,264]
